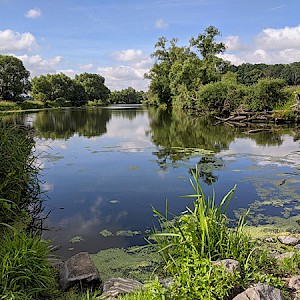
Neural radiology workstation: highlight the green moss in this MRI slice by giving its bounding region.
[91,248,162,282]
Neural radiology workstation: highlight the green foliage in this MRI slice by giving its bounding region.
[31,73,88,107]
[246,78,287,111]
[0,122,41,225]
[196,80,246,113]
[109,87,144,104]
[75,73,110,104]
[0,230,55,299]
[20,100,45,110]
[0,100,20,111]
[0,55,30,101]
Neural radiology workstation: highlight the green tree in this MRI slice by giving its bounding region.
[75,73,110,103]
[109,87,144,104]
[0,55,30,101]
[190,26,227,84]
[31,73,88,106]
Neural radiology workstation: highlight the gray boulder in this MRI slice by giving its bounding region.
[232,283,283,300]
[59,252,101,291]
[101,278,143,299]
[278,235,300,246]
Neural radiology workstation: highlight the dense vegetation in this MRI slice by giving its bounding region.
[0,122,56,299]
[144,26,300,117]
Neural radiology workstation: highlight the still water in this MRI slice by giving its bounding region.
[12,106,300,257]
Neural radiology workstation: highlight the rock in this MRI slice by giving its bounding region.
[294,244,300,250]
[159,277,174,288]
[265,237,275,243]
[59,252,101,291]
[288,275,300,291]
[274,252,295,260]
[101,278,143,299]
[278,235,300,246]
[232,283,284,300]
[213,259,240,273]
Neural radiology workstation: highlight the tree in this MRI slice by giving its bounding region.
[75,73,110,103]
[31,73,88,106]
[0,55,30,101]
[190,26,227,84]
[109,87,143,104]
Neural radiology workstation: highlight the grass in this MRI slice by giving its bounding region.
[0,230,56,299]
[0,122,42,227]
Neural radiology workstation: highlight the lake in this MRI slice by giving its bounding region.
[6,105,300,258]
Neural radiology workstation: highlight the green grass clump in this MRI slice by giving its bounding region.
[0,230,56,299]
[140,166,289,299]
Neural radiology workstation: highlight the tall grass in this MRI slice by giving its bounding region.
[0,230,55,299]
[0,122,42,227]
[147,166,255,299]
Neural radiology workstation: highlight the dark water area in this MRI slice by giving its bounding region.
[4,105,300,258]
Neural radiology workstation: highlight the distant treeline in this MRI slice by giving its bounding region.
[229,62,300,86]
[0,55,143,108]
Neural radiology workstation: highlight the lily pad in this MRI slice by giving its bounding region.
[69,235,85,243]
[100,229,114,237]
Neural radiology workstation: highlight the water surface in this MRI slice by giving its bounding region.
[8,106,300,257]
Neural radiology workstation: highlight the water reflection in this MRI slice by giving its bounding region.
[2,106,299,257]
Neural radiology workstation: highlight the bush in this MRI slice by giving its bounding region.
[20,100,45,110]
[246,78,287,111]
[0,100,20,111]
[195,81,246,114]
[0,230,55,299]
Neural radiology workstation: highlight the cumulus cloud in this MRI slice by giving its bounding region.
[224,36,248,51]
[0,29,36,53]
[79,63,94,70]
[97,65,150,91]
[220,24,300,65]
[255,25,300,50]
[111,49,148,62]
[155,18,169,29]
[17,54,63,77]
[56,69,80,78]
[25,8,42,19]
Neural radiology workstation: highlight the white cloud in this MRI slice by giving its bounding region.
[79,63,94,70]
[97,65,150,91]
[26,8,42,19]
[155,18,169,29]
[17,54,63,77]
[57,69,79,78]
[220,24,300,65]
[255,25,300,50]
[111,49,148,62]
[0,29,36,53]
[224,36,248,51]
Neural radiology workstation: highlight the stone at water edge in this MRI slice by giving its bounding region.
[101,278,143,299]
[278,235,300,246]
[232,283,284,300]
[59,252,101,291]
[212,259,240,273]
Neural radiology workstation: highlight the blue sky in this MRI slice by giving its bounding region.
[0,0,299,90]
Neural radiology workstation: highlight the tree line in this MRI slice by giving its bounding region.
[144,26,300,114]
[0,55,143,107]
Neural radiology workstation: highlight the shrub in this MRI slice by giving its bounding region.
[195,81,246,114]
[20,100,45,110]
[0,100,20,111]
[246,78,287,111]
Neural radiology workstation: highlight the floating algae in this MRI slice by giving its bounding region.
[69,235,85,243]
